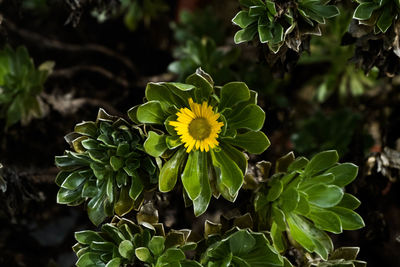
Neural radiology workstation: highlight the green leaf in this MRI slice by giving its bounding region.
[110,156,123,171]
[228,230,256,255]
[186,71,213,101]
[266,177,283,202]
[119,240,135,260]
[219,82,250,111]
[57,187,83,204]
[222,131,270,154]
[193,160,212,216]
[307,207,342,233]
[272,205,286,230]
[182,150,206,200]
[304,150,339,176]
[75,230,103,245]
[105,258,122,267]
[234,24,258,44]
[353,2,379,20]
[61,171,85,190]
[148,236,165,256]
[145,82,185,108]
[160,248,186,262]
[135,247,152,263]
[270,222,285,253]
[129,173,144,201]
[76,252,105,267]
[325,163,358,187]
[280,188,299,213]
[286,214,315,252]
[75,121,98,138]
[211,149,243,197]
[232,11,258,28]
[337,193,361,210]
[137,101,166,124]
[304,184,343,208]
[219,143,247,175]
[328,207,365,230]
[287,157,309,172]
[227,104,265,131]
[159,148,186,192]
[144,131,168,157]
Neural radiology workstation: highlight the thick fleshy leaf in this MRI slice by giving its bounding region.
[286,214,315,252]
[304,150,339,176]
[222,131,270,154]
[137,101,166,124]
[232,10,258,28]
[328,207,365,230]
[220,143,247,175]
[211,150,243,196]
[119,240,135,260]
[148,236,165,256]
[304,183,343,208]
[76,252,105,267]
[75,231,103,245]
[234,24,258,44]
[307,206,342,233]
[193,158,212,216]
[377,8,393,33]
[337,193,361,210]
[324,163,358,187]
[181,150,206,200]
[61,171,86,190]
[227,104,265,131]
[144,131,168,157]
[186,71,213,101]
[145,82,185,108]
[219,82,250,111]
[353,2,379,20]
[159,148,186,192]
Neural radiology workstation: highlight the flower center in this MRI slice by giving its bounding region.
[188,118,212,140]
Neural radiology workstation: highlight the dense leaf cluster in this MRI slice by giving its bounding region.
[0,45,51,128]
[55,109,157,226]
[253,151,365,260]
[131,69,270,216]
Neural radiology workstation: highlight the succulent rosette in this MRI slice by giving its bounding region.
[55,109,158,226]
[130,69,270,216]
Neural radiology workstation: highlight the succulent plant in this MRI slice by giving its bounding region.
[73,215,200,267]
[353,0,400,34]
[232,0,340,53]
[252,151,365,260]
[0,45,52,128]
[55,109,158,226]
[130,69,270,216]
[201,228,284,267]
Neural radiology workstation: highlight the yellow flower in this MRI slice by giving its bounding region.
[169,98,224,153]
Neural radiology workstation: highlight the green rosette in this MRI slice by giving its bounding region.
[131,68,270,216]
[55,109,158,226]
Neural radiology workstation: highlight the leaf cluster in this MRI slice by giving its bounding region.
[252,151,365,260]
[232,0,340,53]
[0,45,51,128]
[353,0,400,34]
[55,109,158,226]
[131,69,270,216]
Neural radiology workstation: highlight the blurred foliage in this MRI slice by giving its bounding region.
[252,151,365,260]
[168,38,240,85]
[291,110,373,158]
[300,8,378,102]
[55,109,158,226]
[169,8,240,84]
[0,45,52,129]
[170,7,227,46]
